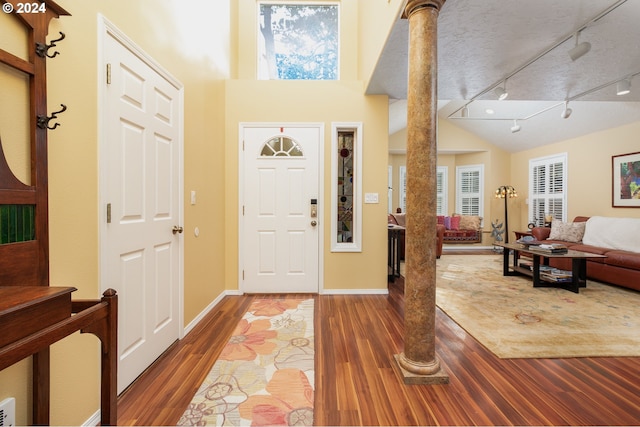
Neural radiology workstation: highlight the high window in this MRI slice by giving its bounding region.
[258,3,339,80]
[529,153,567,225]
[456,165,484,216]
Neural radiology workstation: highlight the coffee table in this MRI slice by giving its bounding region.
[495,242,607,293]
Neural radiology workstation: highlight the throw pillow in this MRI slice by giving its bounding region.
[450,216,461,231]
[548,220,586,243]
[459,215,482,230]
[437,215,445,225]
[444,216,452,230]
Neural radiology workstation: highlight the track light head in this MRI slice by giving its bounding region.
[569,31,591,61]
[495,85,508,100]
[617,79,631,96]
[510,120,521,133]
[561,101,572,119]
[461,105,469,118]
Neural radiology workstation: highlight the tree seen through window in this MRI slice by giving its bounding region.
[259,3,339,80]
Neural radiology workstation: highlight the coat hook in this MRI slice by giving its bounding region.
[36,32,66,58]
[37,104,67,130]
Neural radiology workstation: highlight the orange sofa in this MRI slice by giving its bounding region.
[531,216,640,291]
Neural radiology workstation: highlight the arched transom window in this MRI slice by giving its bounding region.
[260,136,304,157]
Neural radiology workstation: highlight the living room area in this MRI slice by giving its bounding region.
[383,4,640,422]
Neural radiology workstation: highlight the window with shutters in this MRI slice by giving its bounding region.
[456,165,484,217]
[528,153,567,226]
[436,166,448,215]
[398,166,447,215]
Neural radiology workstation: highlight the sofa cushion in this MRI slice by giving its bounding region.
[450,216,460,230]
[458,215,482,230]
[548,220,585,243]
[603,250,640,270]
[583,216,640,253]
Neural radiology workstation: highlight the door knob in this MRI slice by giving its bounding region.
[311,220,317,227]
[172,225,184,235]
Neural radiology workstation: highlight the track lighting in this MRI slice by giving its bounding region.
[510,120,521,133]
[461,105,469,118]
[561,101,572,119]
[617,79,631,96]
[569,31,591,61]
[494,81,508,100]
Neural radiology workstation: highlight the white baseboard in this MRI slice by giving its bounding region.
[321,289,389,295]
[183,290,242,336]
[83,410,101,426]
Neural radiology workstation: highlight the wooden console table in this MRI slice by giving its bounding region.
[0,286,118,425]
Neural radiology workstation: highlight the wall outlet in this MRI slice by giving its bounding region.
[0,397,15,427]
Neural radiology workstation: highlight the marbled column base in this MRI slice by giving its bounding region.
[393,353,450,385]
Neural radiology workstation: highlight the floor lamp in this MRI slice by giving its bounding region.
[495,185,518,243]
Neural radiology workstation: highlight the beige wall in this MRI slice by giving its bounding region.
[1,0,229,424]
[224,85,389,293]
[512,121,640,225]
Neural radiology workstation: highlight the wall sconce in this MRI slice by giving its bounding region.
[495,185,517,243]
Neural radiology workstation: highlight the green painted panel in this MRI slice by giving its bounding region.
[0,204,35,244]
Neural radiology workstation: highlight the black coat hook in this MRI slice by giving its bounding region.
[37,104,67,130]
[36,32,66,58]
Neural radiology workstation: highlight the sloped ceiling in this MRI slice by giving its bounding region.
[368,0,640,152]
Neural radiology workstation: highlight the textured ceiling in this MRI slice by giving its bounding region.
[368,0,640,152]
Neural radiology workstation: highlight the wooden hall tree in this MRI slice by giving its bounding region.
[0,1,118,425]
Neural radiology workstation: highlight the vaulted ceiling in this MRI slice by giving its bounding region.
[367,0,640,153]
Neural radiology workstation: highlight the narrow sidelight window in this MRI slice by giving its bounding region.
[331,123,362,252]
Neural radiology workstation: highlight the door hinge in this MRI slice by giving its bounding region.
[243,205,245,216]
[242,140,245,151]
[106,203,111,223]
[106,63,112,85]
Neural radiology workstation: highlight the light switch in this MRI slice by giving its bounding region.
[365,193,379,203]
[190,190,196,205]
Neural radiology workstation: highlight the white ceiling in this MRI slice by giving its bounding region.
[367,0,640,152]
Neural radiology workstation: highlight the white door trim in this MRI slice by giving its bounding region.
[238,122,324,294]
[97,15,185,337]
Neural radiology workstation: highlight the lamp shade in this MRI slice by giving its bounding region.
[569,41,591,61]
[495,86,508,100]
[617,79,631,96]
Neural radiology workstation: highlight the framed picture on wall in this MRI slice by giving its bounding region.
[612,151,640,207]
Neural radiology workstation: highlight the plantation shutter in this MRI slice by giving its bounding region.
[436,166,447,215]
[456,165,484,217]
[529,154,567,225]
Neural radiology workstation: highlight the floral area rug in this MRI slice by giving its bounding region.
[436,255,640,358]
[178,297,314,426]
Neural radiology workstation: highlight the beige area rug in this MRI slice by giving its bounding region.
[178,297,314,426]
[436,255,640,358]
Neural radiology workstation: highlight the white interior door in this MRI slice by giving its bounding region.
[101,25,183,393]
[242,125,320,293]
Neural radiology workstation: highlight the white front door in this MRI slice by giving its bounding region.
[101,24,183,393]
[242,125,321,293]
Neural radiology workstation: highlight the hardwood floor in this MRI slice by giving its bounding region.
[117,258,640,426]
